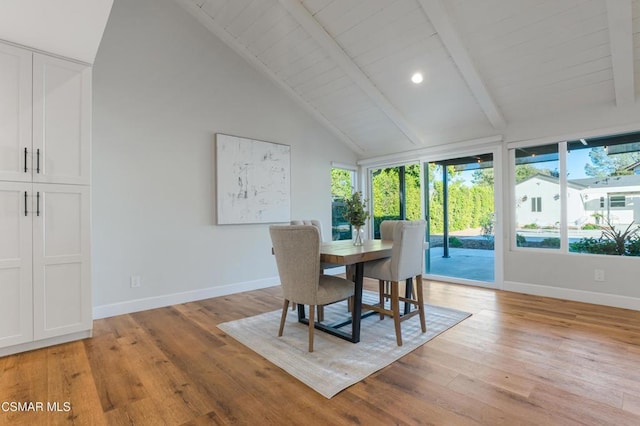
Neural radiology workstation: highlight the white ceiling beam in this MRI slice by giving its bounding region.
[605,0,635,108]
[417,0,506,129]
[278,0,423,146]
[175,0,365,155]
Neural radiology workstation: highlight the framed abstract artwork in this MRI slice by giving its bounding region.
[216,134,291,224]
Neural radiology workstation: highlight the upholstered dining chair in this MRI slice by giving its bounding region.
[270,225,355,352]
[379,220,400,240]
[361,220,427,346]
[289,219,337,270]
[289,219,339,319]
[377,220,400,299]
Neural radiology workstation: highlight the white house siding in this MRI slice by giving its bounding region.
[515,177,562,227]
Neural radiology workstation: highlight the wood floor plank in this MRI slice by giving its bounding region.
[446,374,584,426]
[0,348,49,425]
[1,280,640,425]
[84,325,149,412]
[354,364,518,426]
[429,331,627,409]
[527,382,640,426]
[46,341,107,426]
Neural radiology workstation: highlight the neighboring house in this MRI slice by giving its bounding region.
[515,174,640,228]
[573,175,640,226]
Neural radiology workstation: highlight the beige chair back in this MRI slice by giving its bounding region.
[290,219,324,241]
[269,225,321,306]
[379,220,400,240]
[390,220,427,281]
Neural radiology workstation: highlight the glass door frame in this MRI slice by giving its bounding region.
[362,143,503,290]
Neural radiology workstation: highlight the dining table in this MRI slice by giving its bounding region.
[297,239,393,343]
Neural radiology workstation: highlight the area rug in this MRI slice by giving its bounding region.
[218,291,471,398]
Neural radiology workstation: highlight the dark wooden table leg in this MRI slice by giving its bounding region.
[351,262,364,343]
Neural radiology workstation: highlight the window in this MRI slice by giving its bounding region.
[331,166,356,240]
[531,197,542,212]
[513,143,560,249]
[512,130,640,256]
[610,195,626,208]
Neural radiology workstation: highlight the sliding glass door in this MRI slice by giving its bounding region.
[424,153,496,285]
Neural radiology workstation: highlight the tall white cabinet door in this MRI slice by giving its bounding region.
[33,184,91,340]
[0,182,33,347]
[33,54,91,185]
[0,43,32,182]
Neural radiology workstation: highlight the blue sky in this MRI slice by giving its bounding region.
[567,149,592,179]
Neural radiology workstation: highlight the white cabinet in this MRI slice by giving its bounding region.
[33,54,91,185]
[33,184,91,339]
[0,182,33,348]
[0,41,91,355]
[0,45,90,185]
[0,43,32,183]
[0,183,91,346]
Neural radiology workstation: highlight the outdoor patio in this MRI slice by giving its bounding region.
[427,246,495,283]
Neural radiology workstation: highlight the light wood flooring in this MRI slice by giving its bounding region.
[1,280,640,425]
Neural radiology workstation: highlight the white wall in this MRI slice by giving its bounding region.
[0,0,113,64]
[91,0,356,316]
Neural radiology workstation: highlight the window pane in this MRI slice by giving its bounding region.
[330,168,354,240]
[371,167,401,238]
[405,164,422,220]
[610,196,626,208]
[370,163,422,238]
[514,144,560,249]
[566,132,640,256]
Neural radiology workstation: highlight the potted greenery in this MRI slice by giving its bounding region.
[343,191,370,245]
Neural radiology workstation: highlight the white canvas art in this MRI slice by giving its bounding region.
[216,134,291,224]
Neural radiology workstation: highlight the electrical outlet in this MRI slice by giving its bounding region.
[594,269,605,282]
[130,275,142,288]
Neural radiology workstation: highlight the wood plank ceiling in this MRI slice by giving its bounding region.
[176,0,639,157]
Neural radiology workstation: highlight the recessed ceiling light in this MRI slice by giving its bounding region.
[411,72,423,84]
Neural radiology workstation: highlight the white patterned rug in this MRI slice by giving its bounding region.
[218,291,471,398]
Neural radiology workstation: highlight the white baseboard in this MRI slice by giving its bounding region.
[93,276,281,319]
[0,330,92,357]
[93,274,640,320]
[504,281,640,311]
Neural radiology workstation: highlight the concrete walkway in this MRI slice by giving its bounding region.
[426,246,494,282]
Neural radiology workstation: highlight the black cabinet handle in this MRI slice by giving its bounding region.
[36,192,40,216]
[24,148,28,173]
[36,149,40,173]
[24,191,28,216]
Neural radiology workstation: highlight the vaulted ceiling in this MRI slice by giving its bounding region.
[176,0,640,157]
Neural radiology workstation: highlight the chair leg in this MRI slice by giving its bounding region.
[279,299,289,337]
[308,304,315,352]
[416,275,426,333]
[378,280,385,320]
[317,305,324,322]
[391,281,402,346]
[291,302,296,311]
